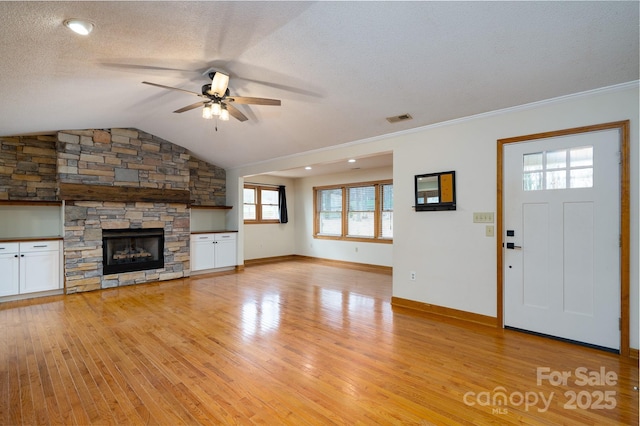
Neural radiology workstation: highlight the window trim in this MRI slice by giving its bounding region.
[243,185,281,224]
[313,179,392,243]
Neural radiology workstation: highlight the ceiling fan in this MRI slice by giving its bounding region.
[142,70,281,123]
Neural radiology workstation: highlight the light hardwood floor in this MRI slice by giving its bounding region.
[0,259,637,425]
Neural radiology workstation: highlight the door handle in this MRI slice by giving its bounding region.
[506,243,522,250]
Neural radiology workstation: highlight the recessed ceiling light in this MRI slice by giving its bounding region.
[305,166,312,170]
[64,19,94,36]
[348,159,356,163]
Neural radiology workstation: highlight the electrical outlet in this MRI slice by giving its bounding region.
[486,225,494,237]
[410,271,416,281]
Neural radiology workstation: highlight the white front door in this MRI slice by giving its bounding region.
[503,128,620,350]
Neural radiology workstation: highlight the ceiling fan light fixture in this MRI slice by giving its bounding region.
[63,18,94,35]
[211,102,222,116]
[202,104,213,119]
[210,72,229,97]
[220,106,230,121]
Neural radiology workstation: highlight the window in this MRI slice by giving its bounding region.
[314,180,392,242]
[318,188,342,236]
[244,185,280,223]
[523,146,593,191]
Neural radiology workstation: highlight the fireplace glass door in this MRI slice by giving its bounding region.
[102,228,164,274]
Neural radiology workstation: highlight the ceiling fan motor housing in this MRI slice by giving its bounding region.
[202,84,230,99]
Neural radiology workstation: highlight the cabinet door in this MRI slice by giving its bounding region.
[214,241,236,268]
[191,240,215,271]
[20,250,60,294]
[0,253,20,297]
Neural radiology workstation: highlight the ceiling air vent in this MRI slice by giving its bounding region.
[386,113,413,123]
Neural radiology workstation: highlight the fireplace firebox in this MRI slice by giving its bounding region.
[102,228,164,274]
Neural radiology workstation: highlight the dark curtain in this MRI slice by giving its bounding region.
[278,185,288,224]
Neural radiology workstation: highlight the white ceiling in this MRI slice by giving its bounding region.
[0,1,637,175]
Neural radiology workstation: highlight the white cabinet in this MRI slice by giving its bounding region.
[20,241,61,294]
[213,233,237,268]
[191,234,216,271]
[190,233,237,272]
[0,240,61,297]
[0,243,20,297]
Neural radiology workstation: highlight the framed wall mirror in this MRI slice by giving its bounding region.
[414,171,456,211]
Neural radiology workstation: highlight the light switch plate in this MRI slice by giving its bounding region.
[473,212,494,223]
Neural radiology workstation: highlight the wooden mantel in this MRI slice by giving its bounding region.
[58,183,191,204]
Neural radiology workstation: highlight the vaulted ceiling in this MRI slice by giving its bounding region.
[0,1,637,172]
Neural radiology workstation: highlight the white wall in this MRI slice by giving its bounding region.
[243,175,296,261]
[227,82,639,349]
[0,205,62,238]
[190,209,227,232]
[294,166,393,266]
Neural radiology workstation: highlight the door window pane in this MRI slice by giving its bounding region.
[523,172,543,191]
[523,153,543,171]
[570,147,593,167]
[523,146,592,191]
[546,150,567,169]
[570,169,593,188]
[546,170,567,190]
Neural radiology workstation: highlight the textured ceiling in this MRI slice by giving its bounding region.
[0,1,637,172]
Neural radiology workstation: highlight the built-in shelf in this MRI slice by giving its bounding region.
[0,236,63,243]
[0,200,62,206]
[190,205,233,210]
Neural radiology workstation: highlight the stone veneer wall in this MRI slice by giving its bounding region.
[0,135,58,201]
[189,156,226,206]
[64,201,190,293]
[57,128,190,189]
[58,128,193,293]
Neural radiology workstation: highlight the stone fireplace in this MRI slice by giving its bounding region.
[102,228,164,275]
[56,128,224,293]
[0,128,226,294]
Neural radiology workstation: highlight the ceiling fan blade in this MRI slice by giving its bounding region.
[225,103,248,122]
[142,81,204,98]
[102,63,195,73]
[174,101,206,114]
[226,96,281,106]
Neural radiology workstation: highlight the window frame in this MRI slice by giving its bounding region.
[243,185,281,224]
[313,179,393,243]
